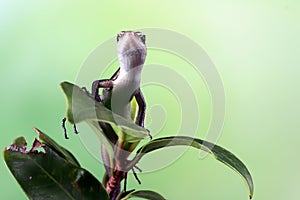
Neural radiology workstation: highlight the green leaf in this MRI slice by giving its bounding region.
[60,81,149,143]
[130,136,254,199]
[35,127,80,167]
[3,128,109,200]
[86,120,114,174]
[118,190,166,200]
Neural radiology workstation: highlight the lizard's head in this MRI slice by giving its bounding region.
[116,31,147,71]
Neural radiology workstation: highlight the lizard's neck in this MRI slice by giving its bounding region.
[117,32,146,72]
[111,31,146,119]
[118,48,146,72]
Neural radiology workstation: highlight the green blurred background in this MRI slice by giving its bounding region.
[1,1,299,199]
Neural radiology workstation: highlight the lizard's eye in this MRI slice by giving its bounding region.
[140,34,146,44]
[117,31,126,42]
[135,32,146,44]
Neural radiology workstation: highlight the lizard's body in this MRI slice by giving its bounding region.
[90,31,148,199]
[63,31,148,199]
[92,31,146,127]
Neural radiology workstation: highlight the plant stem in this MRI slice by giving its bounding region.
[105,140,130,199]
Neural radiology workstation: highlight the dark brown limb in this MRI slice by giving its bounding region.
[131,167,141,184]
[73,124,79,134]
[135,88,152,139]
[133,165,142,173]
[123,173,128,192]
[134,88,146,127]
[92,79,114,102]
[62,117,79,139]
[62,117,68,139]
[99,122,118,144]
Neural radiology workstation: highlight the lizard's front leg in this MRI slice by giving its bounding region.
[91,79,114,101]
[62,79,114,139]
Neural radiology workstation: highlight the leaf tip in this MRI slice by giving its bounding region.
[60,81,69,86]
[32,126,38,133]
[32,127,43,137]
[60,81,73,91]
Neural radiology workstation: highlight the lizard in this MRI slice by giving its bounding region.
[63,31,149,199]
[91,31,149,198]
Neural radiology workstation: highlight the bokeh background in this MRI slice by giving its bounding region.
[1,1,299,199]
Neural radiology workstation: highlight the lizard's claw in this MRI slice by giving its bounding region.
[146,129,152,140]
[73,124,79,134]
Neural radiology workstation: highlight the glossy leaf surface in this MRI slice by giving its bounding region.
[131,136,254,199]
[60,81,148,143]
[3,128,109,200]
[118,190,166,200]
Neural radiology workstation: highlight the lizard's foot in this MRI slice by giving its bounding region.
[62,117,69,139]
[73,124,79,134]
[62,117,79,139]
[146,129,152,140]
